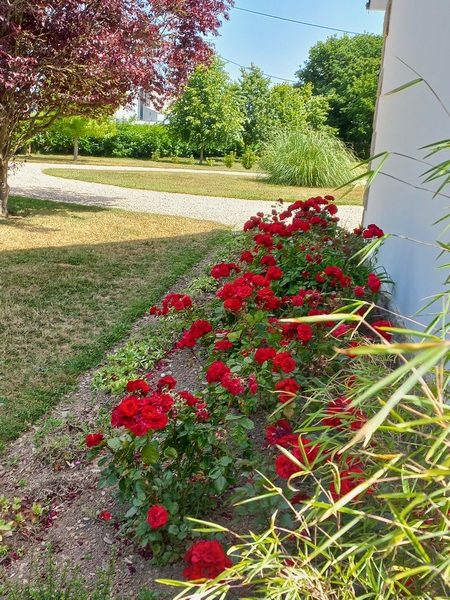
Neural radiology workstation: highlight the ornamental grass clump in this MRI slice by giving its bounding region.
[260,128,356,187]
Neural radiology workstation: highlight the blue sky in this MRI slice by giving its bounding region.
[212,1,384,83]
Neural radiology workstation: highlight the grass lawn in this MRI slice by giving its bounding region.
[44,168,364,205]
[0,196,225,450]
[16,153,261,173]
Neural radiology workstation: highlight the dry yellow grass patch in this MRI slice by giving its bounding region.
[1,197,221,251]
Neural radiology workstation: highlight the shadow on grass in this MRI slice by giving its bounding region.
[7,195,106,218]
[0,226,226,450]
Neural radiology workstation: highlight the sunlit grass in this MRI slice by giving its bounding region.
[0,196,225,448]
[44,168,364,205]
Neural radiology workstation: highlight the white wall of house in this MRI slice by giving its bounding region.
[365,0,450,327]
[115,97,165,124]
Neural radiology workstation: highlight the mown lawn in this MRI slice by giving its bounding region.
[0,196,225,449]
[44,168,364,205]
[16,153,261,173]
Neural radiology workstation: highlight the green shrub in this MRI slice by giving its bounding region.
[241,148,257,170]
[32,122,193,159]
[223,152,236,168]
[260,128,355,186]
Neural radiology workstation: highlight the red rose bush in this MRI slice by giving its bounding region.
[89,195,393,571]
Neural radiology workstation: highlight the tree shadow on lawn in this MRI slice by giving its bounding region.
[0,227,225,449]
[6,195,107,218]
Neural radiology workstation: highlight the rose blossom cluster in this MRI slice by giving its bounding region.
[177,319,213,349]
[86,375,212,440]
[183,539,232,580]
[150,293,193,316]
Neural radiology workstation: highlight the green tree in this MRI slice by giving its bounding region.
[169,58,243,163]
[55,117,116,160]
[269,83,331,132]
[238,65,272,149]
[297,34,383,155]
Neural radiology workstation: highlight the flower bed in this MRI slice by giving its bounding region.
[86,196,449,597]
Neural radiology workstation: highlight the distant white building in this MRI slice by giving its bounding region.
[115,94,165,124]
[364,0,450,328]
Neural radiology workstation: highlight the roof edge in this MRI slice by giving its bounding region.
[367,0,388,10]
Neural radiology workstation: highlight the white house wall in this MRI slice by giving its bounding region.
[365,0,450,327]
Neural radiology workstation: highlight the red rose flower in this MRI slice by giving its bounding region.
[149,392,173,412]
[248,374,259,394]
[220,372,245,396]
[224,297,244,312]
[322,397,366,430]
[274,378,300,403]
[195,403,210,422]
[329,465,368,501]
[275,437,320,478]
[126,379,151,395]
[353,285,365,297]
[118,396,140,418]
[86,433,104,448]
[266,419,293,445]
[254,347,277,365]
[371,320,393,341]
[141,406,168,430]
[260,255,276,267]
[251,274,269,287]
[240,250,254,263]
[146,505,169,529]
[214,339,233,351]
[296,324,313,344]
[191,320,213,336]
[178,390,201,407]
[331,324,354,339]
[206,361,230,383]
[273,351,296,374]
[157,375,176,390]
[266,266,283,281]
[183,540,232,581]
[367,273,381,293]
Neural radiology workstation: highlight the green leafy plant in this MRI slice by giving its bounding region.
[261,128,356,186]
[223,152,236,168]
[241,148,257,170]
[93,314,190,395]
[0,554,115,599]
[90,376,242,563]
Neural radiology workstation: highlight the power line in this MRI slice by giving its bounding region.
[219,55,296,83]
[234,6,363,36]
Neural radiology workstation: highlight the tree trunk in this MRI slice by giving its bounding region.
[0,158,9,218]
[199,146,204,164]
[73,137,79,160]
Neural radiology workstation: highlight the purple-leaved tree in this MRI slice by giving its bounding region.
[0,0,232,215]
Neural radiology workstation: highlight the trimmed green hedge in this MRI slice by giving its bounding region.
[32,123,194,159]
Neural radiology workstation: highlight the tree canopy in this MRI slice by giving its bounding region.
[296,34,383,155]
[269,83,331,133]
[0,0,232,215]
[238,65,272,149]
[169,58,244,162]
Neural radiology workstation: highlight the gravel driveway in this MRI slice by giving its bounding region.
[9,161,363,229]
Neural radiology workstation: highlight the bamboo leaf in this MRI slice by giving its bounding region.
[385,77,423,96]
